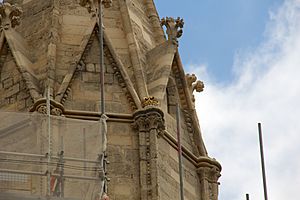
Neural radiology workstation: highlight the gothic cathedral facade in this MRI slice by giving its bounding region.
[0,0,221,199]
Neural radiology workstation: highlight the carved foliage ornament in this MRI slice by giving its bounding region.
[161,17,184,45]
[79,0,112,16]
[142,96,159,108]
[0,3,22,31]
[133,108,165,132]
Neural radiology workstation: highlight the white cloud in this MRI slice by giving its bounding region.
[193,0,300,199]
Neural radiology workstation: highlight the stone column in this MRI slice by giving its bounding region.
[133,107,165,200]
[197,164,221,200]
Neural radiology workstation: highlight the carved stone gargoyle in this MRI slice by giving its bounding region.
[161,17,184,45]
[0,2,22,31]
[186,74,204,105]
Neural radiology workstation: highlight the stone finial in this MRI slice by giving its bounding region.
[161,17,184,45]
[186,74,204,104]
[0,3,22,31]
[142,96,159,108]
[79,0,112,16]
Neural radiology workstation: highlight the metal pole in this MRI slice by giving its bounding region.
[258,123,269,200]
[47,86,52,197]
[246,193,250,200]
[98,1,107,197]
[176,104,184,200]
[99,1,105,116]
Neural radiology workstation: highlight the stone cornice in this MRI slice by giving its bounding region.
[161,130,221,171]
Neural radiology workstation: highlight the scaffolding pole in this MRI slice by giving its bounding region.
[258,123,269,200]
[176,104,184,200]
[98,1,108,198]
[46,86,52,197]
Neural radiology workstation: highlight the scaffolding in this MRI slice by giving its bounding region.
[0,111,106,200]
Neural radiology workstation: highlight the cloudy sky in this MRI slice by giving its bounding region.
[156,0,300,200]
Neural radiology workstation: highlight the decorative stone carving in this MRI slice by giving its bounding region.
[32,99,64,116]
[197,165,221,200]
[37,105,47,114]
[186,73,204,103]
[0,3,22,31]
[141,96,159,108]
[186,73,204,93]
[51,107,63,116]
[133,107,165,132]
[79,0,112,16]
[161,17,184,45]
[133,107,165,200]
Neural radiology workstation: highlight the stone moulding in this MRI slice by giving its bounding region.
[161,130,221,171]
[173,51,208,156]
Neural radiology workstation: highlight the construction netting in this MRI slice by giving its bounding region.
[0,111,106,199]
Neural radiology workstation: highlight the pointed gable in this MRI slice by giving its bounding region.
[0,37,32,111]
[0,31,41,111]
[169,52,208,156]
[57,23,141,113]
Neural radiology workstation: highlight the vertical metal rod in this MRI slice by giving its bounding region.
[246,193,250,200]
[258,123,268,200]
[176,104,184,200]
[59,136,64,198]
[98,1,105,116]
[83,128,87,175]
[46,86,52,197]
[98,1,107,198]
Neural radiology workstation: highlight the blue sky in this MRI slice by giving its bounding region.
[155,0,283,83]
[156,1,300,200]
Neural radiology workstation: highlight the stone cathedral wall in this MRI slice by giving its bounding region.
[0,0,221,199]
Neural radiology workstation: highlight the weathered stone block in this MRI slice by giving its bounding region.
[2,78,13,89]
[86,63,95,72]
[5,84,20,98]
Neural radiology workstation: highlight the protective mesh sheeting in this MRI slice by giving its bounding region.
[0,112,105,199]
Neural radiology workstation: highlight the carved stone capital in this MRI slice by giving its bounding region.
[133,107,165,132]
[79,0,112,16]
[0,3,22,31]
[161,17,184,45]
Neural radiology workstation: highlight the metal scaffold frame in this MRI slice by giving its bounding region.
[0,110,106,199]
